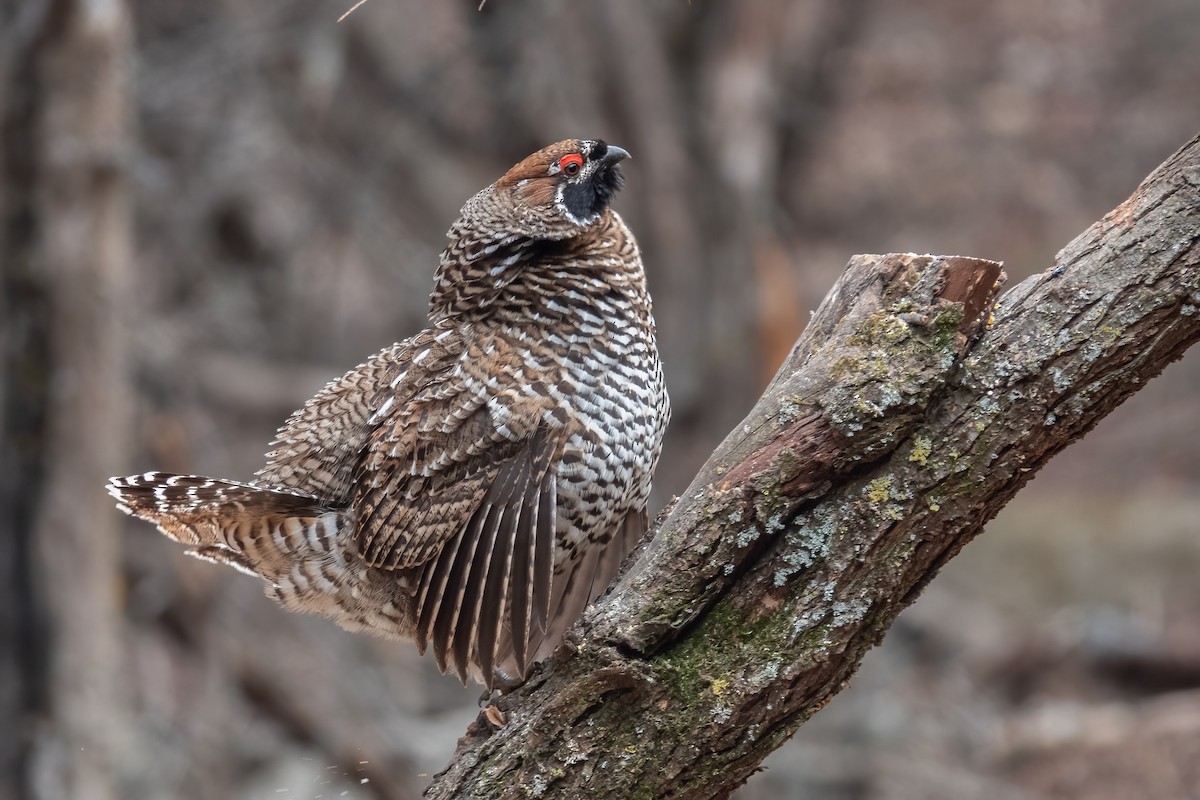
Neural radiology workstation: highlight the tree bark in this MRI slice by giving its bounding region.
[425,134,1200,799]
[0,1,135,798]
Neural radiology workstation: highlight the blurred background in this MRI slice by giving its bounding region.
[2,1,1199,798]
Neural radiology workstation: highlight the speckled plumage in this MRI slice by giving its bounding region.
[109,139,670,689]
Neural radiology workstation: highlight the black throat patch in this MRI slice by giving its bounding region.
[562,163,624,223]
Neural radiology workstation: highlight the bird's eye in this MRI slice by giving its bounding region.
[558,154,584,177]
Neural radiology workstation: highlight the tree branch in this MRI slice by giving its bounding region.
[425,132,1200,799]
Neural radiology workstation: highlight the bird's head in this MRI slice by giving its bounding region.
[431,139,636,320]
[491,139,630,237]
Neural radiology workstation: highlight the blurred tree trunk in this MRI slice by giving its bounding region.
[426,134,1200,798]
[0,1,134,798]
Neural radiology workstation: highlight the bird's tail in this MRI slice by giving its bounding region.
[107,472,343,586]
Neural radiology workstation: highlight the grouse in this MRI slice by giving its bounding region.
[109,139,670,689]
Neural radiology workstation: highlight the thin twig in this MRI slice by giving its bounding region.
[337,0,371,23]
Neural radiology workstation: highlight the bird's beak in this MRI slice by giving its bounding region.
[600,145,631,166]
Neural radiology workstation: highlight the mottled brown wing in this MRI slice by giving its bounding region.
[409,425,560,685]
[254,323,466,503]
[352,331,562,571]
[354,401,502,570]
[349,333,565,686]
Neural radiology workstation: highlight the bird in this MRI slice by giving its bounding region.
[108,139,670,690]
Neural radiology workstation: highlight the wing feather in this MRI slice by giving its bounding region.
[451,500,504,681]
[476,499,519,682]
[280,328,568,687]
[533,475,557,633]
[255,323,465,502]
[507,472,538,673]
[407,426,561,686]
[413,516,468,656]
